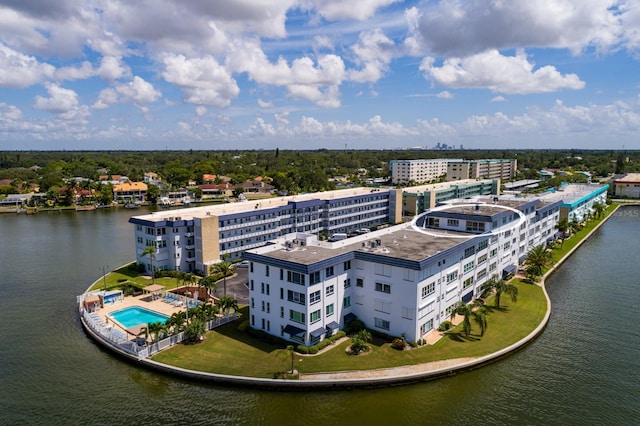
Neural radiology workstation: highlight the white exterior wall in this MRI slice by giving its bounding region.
[247,200,564,345]
[391,159,454,184]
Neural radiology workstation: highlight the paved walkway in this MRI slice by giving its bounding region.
[300,357,477,381]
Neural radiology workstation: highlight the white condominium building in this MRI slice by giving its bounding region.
[390,159,459,185]
[244,194,564,346]
[129,187,403,275]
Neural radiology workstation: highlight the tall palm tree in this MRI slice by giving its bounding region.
[480,275,518,308]
[451,300,489,337]
[451,301,473,336]
[210,259,234,297]
[141,245,157,283]
[198,275,218,301]
[525,244,553,280]
[181,272,197,291]
[555,217,570,248]
[592,201,606,219]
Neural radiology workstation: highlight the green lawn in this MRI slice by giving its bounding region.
[88,262,177,291]
[144,205,620,378]
[152,281,546,378]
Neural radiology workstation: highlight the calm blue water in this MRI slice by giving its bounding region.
[0,205,638,425]
[109,306,169,328]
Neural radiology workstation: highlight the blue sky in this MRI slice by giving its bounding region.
[1,0,640,151]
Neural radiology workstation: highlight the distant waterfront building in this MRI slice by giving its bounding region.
[402,179,500,215]
[447,159,517,181]
[612,173,640,198]
[390,159,458,185]
[532,184,609,222]
[113,182,147,202]
[129,187,404,274]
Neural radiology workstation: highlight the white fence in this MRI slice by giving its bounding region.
[81,308,238,359]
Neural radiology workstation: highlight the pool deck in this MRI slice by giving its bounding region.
[95,292,187,337]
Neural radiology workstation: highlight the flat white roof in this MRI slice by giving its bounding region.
[132,187,391,222]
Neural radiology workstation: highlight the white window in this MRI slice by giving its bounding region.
[375,282,391,294]
[374,318,390,330]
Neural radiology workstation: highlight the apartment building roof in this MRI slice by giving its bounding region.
[614,173,640,184]
[132,187,392,223]
[246,224,468,267]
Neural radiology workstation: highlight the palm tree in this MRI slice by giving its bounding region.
[451,300,489,337]
[555,217,570,247]
[525,244,553,280]
[181,272,197,293]
[209,259,235,297]
[146,321,167,343]
[451,301,473,336]
[167,311,186,334]
[141,245,157,283]
[216,296,238,316]
[480,275,518,308]
[593,201,606,219]
[198,275,218,302]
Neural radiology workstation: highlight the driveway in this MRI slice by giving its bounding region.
[210,267,249,305]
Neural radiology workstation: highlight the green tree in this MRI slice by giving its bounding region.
[209,258,235,297]
[450,299,489,337]
[350,329,372,354]
[198,275,218,301]
[216,296,238,316]
[147,321,167,343]
[592,202,606,219]
[525,245,553,282]
[167,311,186,334]
[480,276,518,308]
[184,317,206,343]
[141,245,157,283]
[146,184,160,204]
[555,217,570,247]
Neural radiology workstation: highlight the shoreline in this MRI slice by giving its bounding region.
[78,204,625,390]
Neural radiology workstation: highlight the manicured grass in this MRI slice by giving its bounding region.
[88,262,176,291]
[547,203,618,267]
[151,281,547,378]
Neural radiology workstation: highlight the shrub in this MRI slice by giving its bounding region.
[409,341,418,348]
[296,345,309,354]
[333,331,346,340]
[317,339,331,350]
[391,338,406,350]
[308,345,319,354]
[438,321,452,332]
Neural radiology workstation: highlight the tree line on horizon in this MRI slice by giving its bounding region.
[0,149,636,197]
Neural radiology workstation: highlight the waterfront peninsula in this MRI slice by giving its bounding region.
[79,199,619,388]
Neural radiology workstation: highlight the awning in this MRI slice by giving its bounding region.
[283,324,305,337]
[310,327,326,338]
[503,264,517,274]
[143,284,164,292]
[326,321,339,330]
[344,313,357,323]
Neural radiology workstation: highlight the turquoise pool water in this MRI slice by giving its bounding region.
[109,306,169,328]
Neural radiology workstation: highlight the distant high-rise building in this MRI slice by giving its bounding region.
[447,159,517,181]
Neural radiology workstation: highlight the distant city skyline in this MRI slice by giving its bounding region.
[1,1,639,151]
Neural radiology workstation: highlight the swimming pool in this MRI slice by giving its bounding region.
[108,306,169,328]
